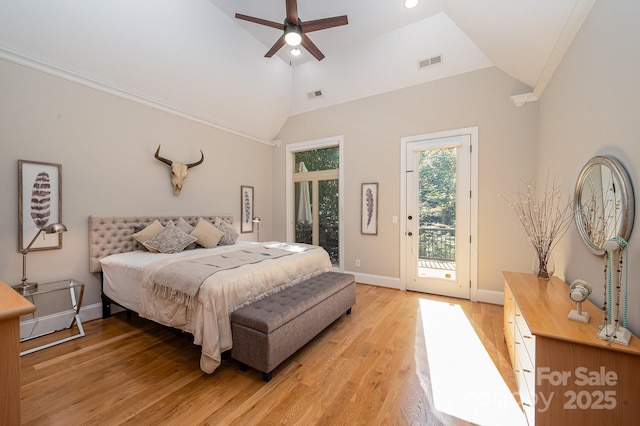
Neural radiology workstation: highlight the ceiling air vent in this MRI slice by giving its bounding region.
[418,54,443,70]
[307,90,323,99]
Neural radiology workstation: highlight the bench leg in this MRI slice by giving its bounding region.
[346,307,352,315]
[239,363,248,372]
[262,372,272,382]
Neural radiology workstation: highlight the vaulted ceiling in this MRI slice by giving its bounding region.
[0,0,596,143]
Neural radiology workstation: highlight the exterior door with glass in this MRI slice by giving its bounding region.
[291,147,340,266]
[405,134,471,299]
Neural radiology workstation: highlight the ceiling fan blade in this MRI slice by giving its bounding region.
[301,34,325,61]
[265,35,287,58]
[286,0,299,25]
[235,13,284,31]
[300,15,348,33]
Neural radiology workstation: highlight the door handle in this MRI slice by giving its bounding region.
[408,215,413,220]
[407,232,413,236]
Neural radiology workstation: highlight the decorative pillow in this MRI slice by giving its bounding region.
[132,219,164,249]
[142,221,197,254]
[176,217,197,250]
[214,217,239,245]
[191,218,224,248]
[175,217,194,233]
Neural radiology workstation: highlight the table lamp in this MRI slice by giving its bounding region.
[253,216,261,242]
[16,222,67,294]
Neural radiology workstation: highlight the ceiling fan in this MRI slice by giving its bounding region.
[235,0,348,61]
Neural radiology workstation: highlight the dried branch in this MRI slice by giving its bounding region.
[501,174,573,277]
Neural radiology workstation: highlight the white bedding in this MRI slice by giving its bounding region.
[100,241,332,373]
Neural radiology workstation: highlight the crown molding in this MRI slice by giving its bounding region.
[532,0,597,100]
[510,92,538,107]
[0,46,278,146]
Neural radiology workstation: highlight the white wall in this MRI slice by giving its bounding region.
[273,66,539,297]
[0,0,293,141]
[0,59,273,315]
[538,0,640,335]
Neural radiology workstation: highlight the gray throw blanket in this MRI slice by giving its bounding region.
[151,244,311,308]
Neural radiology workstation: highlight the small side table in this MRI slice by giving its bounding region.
[13,279,85,355]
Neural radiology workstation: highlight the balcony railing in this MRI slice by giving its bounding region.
[419,225,455,262]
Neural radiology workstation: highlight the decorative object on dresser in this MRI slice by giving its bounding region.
[568,279,592,323]
[573,155,635,346]
[598,237,631,345]
[503,271,640,425]
[154,145,204,196]
[574,155,634,255]
[240,186,254,233]
[501,175,572,279]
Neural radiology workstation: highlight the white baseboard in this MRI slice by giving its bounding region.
[344,270,504,306]
[19,302,104,340]
[80,302,106,321]
[343,271,402,290]
[477,289,504,305]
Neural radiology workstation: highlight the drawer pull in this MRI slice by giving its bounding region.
[515,341,521,345]
[522,402,533,407]
[523,335,532,339]
[523,369,532,373]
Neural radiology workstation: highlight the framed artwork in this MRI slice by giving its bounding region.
[240,185,254,233]
[18,160,63,251]
[361,183,378,235]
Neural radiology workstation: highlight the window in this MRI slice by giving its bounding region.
[286,137,344,268]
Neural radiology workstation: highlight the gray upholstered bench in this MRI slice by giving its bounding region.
[230,271,356,382]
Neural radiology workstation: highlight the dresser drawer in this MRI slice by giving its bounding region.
[515,328,535,399]
[514,305,535,366]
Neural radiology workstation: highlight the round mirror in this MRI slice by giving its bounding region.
[574,156,634,255]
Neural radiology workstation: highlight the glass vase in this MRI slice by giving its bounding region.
[532,252,555,280]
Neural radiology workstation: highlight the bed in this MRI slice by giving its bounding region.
[88,215,332,373]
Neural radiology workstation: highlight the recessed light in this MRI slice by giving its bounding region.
[290,48,302,57]
[404,0,419,9]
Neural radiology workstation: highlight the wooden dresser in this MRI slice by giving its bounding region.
[0,280,36,426]
[503,271,640,425]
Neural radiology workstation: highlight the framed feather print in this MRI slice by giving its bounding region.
[361,183,378,235]
[240,185,254,233]
[18,160,62,251]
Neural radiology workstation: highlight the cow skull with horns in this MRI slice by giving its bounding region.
[154,145,204,195]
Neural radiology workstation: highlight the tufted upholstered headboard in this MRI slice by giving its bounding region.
[88,215,233,273]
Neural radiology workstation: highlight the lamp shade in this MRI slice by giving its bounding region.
[44,223,68,234]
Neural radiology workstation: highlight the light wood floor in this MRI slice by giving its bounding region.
[20,284,518,425]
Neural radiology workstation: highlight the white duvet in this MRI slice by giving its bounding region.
[100,242,332,373]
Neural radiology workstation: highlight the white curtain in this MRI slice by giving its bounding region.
[296,162,312,225]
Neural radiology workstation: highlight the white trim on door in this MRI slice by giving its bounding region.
[285,136,345,270]
[400,127,479,301]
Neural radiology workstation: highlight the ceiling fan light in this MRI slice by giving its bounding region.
[290,48,302,57]
[284,27,302,46]
[404,0,419,9]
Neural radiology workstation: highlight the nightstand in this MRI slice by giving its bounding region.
[14,278,85,355]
